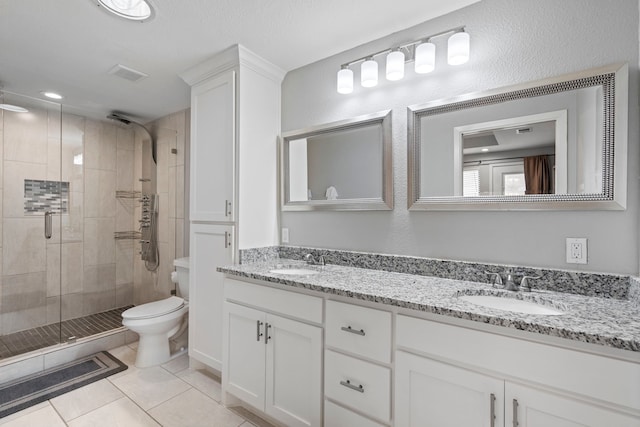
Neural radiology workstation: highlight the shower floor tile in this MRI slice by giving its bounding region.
[0,306,132,360]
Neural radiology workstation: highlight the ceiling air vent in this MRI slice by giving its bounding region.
[108,64,149,82]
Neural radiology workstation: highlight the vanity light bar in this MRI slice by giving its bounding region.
[336,26,469,94]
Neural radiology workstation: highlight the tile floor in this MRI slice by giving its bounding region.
[0,342,276,427]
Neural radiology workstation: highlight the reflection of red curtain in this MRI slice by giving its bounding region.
[524,155,553,194]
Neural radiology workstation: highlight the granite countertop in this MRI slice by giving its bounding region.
[218,260,640,353]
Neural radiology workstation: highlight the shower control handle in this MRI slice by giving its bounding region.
[44,211,52,239]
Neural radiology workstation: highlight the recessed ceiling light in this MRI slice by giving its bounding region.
[96,0,155,22]
[481,148,489,152]
[0,104,29,113]
[41,91,64,100]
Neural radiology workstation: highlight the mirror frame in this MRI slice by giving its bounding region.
[407,63,628,210]
[280,110,393,211]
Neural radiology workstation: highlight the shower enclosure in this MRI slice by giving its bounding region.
[0,91,148,361]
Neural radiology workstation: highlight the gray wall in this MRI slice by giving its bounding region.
[281,0,639,275]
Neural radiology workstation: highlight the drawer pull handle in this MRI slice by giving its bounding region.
[490,393,496,427]
[340,380,364,393]
[340,326,365,336]
[256,320,263,341]
[512,399,519,427]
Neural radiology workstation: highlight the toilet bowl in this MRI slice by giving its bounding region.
[122,257,190,367]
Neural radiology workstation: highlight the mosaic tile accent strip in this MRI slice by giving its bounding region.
[0,306,131,360]
[277,246,630,299]
[24,179,69,214]
[218,262,640,352]
[239,247,280,264]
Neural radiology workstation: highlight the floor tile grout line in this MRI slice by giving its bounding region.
[47,399,70,427]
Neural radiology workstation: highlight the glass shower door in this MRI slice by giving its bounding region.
[0,92,64,359]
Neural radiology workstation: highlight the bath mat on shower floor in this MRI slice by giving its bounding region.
[0,351,127,419]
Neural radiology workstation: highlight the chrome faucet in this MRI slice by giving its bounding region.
[519,275,540,292]
[504,271,519,291]
[484,271,540,292]
[304,253,326,266]
[484,271,503,288]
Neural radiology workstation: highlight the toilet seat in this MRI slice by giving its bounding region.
[122,296,185,320]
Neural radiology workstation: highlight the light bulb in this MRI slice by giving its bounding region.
[386,50,405,81]
[448,32,470,65]
[414,41,436,74]
[337,68,354,94]
[361,58,378,88]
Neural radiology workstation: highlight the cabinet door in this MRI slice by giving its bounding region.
[189,223,233,370]
[265,313,322,427]
[224,302,266,410]
[190,71,235,222]
[395,351,504,427]
[506,382,640,427]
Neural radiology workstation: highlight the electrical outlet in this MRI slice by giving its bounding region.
[566,238,587,264]
[281,228,289,244]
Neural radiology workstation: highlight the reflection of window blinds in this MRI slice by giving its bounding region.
[463,170,480,196]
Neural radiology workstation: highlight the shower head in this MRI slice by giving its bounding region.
[106,112,157,164]
[106,113,132,126]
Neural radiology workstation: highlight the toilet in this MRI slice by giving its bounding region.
[122,257,190,367]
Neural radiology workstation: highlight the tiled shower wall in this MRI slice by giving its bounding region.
[133,109,189,305]
[0,105,136,335]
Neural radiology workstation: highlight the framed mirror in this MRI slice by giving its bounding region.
[408,63,628,210]
[281,110,393,211]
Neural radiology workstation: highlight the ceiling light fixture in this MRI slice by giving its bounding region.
[41,91,64,100]
[336,26,470,94]
[414,40,436,74]
[386,49,405,81]
[337,66,354,94]
[0,104,29,113]
[360,57,378,88]
[447,31,470,65]
[96,0,155,22]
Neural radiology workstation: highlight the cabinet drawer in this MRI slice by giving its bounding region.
[324,350,391,423]
[224,278,323,324]
[325,300,391,363]
[325,400,387,427]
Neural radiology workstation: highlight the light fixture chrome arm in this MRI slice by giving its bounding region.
[338,26,466,68]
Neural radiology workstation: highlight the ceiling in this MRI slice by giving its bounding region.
[0,0,479,123]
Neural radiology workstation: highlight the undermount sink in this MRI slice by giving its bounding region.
[458,294,564,316]
[269,267,319,276]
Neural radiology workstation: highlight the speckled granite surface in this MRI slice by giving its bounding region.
[630,277,640,306]
[239,246,279,264]
[239,246,631,299]
[219,261,640,353]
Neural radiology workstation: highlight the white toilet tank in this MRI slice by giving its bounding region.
[173,257,190,300]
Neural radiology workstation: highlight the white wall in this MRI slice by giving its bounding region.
[280,0,639,274]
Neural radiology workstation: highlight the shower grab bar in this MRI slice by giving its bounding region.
[44,211,52,239]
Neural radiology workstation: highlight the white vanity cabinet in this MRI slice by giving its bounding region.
[180,45,284,372]
[189,223,233,370]
[324,300,392,426]
[188,70,236,223]
[395,351,503,427]
[395,314,640,427]
[505,382,640,427]
[223,278,323,427]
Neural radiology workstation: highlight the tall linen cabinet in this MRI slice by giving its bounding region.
[180,45,284,371]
